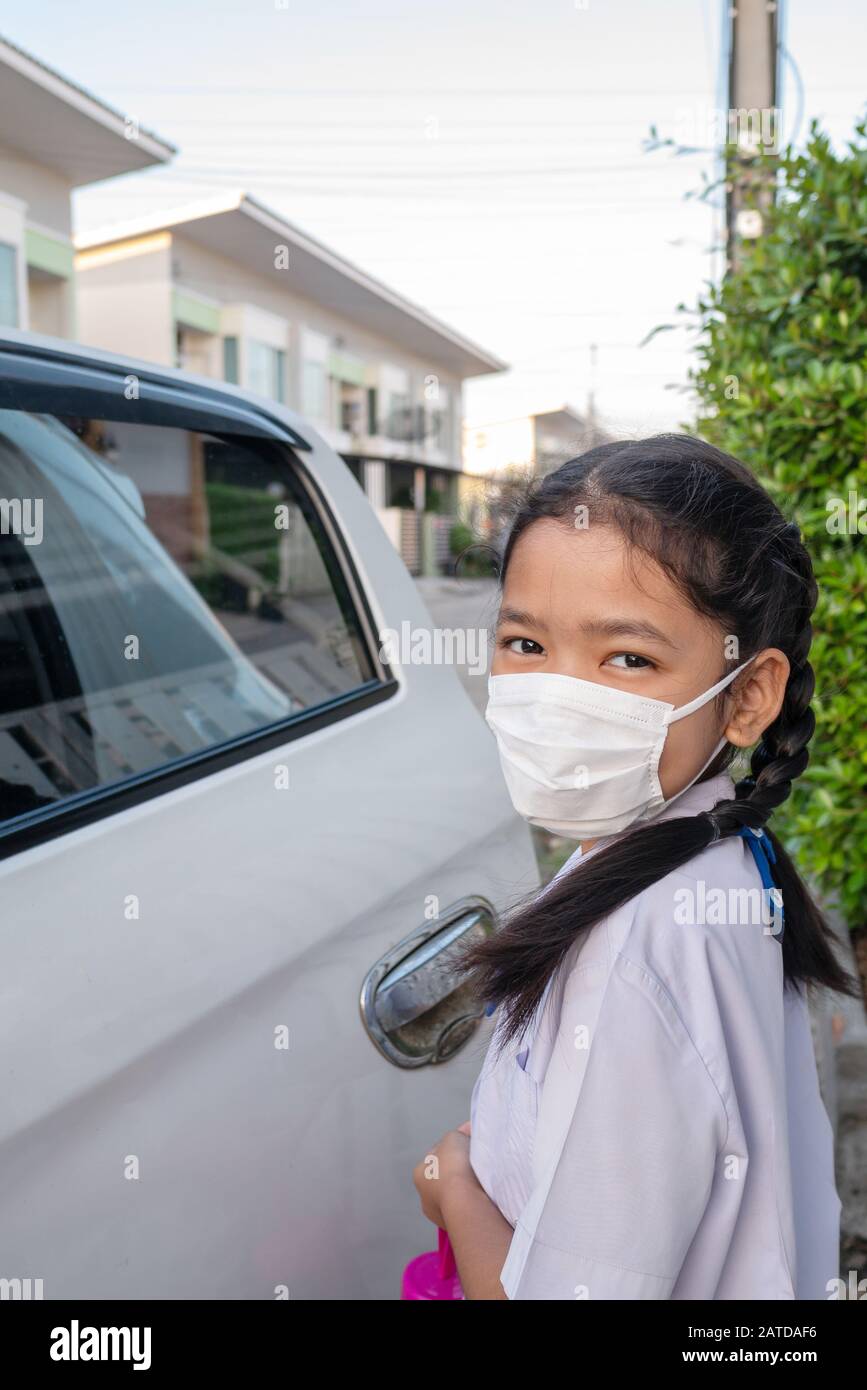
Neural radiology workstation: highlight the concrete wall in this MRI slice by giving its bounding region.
[76,238,175,366]
[177,326,222,378]
[0,189,28,327]
[171,235,463,466]
[0,142,72,236]
[28,274,74,338]
[534,415,594,473]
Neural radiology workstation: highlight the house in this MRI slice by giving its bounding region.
[463,403,608,481]
[0,34,174,339]
[74,192,506,574]
[461,403,611,544]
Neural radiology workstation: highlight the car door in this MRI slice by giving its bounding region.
[0,345,539,1300]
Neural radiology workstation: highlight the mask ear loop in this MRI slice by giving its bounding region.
[645,733,730,822]
[664,653,758,726]
[653,656,757,822]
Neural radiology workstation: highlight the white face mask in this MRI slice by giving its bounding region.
[484,657,755,840]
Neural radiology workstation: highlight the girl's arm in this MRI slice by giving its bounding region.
[441,1172,515,1300]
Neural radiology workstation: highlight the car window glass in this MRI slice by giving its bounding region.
[0,410,375,825]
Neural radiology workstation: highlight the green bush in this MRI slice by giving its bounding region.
[449,520,497,577]
[205,482,280,583]
[682,116,867,928]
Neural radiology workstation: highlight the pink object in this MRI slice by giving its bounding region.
[401,1228,464,1299]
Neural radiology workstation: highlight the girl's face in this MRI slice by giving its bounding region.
[491,518,758,815]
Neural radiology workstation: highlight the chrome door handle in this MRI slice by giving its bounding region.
[359,897,497,1067]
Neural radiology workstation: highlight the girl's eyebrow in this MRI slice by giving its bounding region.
[496,606,546,631]
[580,617,679,648]
[496,608,677,648]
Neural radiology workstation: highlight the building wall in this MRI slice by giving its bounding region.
[464,414,596,479]
[76,237,175,365]
[28,275,74,337]
[0,189,28,327]
[533,416,593,474]
[177,326,222,378]
[171,235,464,467]
[0,143,72,235]
[0,157,75,335]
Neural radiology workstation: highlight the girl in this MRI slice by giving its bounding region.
[412,434,859,1301]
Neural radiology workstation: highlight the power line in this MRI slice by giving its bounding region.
[158,162,704,179]
[97,85,731,96]
[158,117,681,129]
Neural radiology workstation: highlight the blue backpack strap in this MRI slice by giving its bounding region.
[736,826,785,941]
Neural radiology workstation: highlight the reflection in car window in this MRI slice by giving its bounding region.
[0,411,374,824]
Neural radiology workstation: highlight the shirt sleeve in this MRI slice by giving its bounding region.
[499,953,728,1300]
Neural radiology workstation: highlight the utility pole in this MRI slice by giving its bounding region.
[725,0,782,271]
[586,342,598,446]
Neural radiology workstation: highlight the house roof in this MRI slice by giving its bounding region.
[76,191,507,378]
[0,34,175,185]
[531,404,592,429]
[464,402,593,430]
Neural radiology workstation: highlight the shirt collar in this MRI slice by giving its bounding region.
[646,769,736,826]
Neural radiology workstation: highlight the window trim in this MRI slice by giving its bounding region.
[0,241,20,330]
[0,678,397,861]
[0,341,312,451]
[0,347,398,861]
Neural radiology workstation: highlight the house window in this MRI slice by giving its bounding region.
[223,337,239,384]
[301,327,330,423]
[301,359,328,421]
[380,365,414,442]
[247,340,285,403]
[383,392,413,442]
[338,382,365,434]
[0,243,19,329]
[432,385,452,451]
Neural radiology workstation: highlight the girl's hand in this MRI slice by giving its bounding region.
[412,1121,474,1228]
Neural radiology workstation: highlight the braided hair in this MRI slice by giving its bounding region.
[459,434,859,1053]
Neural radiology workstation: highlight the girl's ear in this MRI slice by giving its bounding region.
[723,648,791,747]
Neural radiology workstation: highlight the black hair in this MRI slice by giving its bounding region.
[458,434,860,1054]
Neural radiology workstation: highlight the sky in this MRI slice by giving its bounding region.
[1,0,865,437]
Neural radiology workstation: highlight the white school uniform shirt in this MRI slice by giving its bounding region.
[468,770,841,1300]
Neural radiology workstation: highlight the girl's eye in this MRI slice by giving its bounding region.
[503,637,544,656]
[607,652,655,669]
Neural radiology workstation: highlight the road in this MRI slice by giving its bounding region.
[414,576,500,718]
